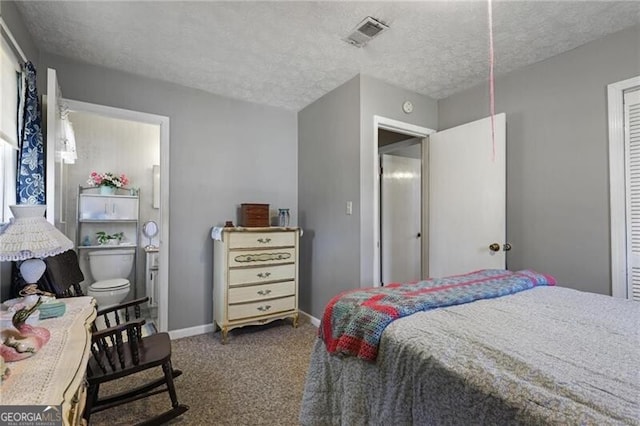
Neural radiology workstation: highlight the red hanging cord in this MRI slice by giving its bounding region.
[488,0,496,162]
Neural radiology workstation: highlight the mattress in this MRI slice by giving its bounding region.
[300,286,640,425]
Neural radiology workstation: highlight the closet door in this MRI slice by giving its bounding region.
[624,89,640,301]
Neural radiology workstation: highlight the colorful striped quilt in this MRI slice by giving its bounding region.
[320,269,556,362]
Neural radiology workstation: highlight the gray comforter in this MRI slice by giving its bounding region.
[300,287,640,425]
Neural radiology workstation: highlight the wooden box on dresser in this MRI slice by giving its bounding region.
[213,227,300,343]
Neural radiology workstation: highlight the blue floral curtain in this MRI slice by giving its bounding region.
[16,61,45,205]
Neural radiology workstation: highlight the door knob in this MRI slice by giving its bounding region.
[416,232,421,238]
[503,243,512,251]
[489,243,500,252]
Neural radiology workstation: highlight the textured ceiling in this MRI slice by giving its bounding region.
[14,1,640,111]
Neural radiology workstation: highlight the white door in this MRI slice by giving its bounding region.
[381,152,422,284]
[45,68,66,231]
[624,90,640,301]
[429,113,506,277]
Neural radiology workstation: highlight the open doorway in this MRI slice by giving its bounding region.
[372,115,506,286]
[372,116,434,288]
[66,107,160,323]
[379,131,423,285]
[46,88,170,332]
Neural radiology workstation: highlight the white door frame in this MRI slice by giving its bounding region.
[608,75,640,298]
[63,98,170,331]
[372,116,435,287]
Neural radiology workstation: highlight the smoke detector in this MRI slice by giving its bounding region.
[343,16,389,48]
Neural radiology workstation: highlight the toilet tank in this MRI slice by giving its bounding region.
[88,249,135,281]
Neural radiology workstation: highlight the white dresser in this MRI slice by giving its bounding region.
[212,227,300,343]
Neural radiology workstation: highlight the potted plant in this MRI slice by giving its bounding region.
[86,171,129,195]
[96,232,124,245]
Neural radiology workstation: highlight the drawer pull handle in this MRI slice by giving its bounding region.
[257,305,272,312]
[257,289,272,296]
[257,272,271,279]
[234,252,291,263]
[257,238,272,244]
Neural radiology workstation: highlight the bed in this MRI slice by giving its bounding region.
[300,270,639,425]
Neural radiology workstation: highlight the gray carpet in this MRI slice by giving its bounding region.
[90,317,318,425]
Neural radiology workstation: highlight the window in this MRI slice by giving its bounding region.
[0,29,21,222]
[0,142,17,223]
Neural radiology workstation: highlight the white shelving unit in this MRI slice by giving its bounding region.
[76,186,140,295]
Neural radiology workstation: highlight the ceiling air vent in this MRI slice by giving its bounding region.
[343,16,389,48]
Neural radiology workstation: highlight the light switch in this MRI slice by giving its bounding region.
[346,201,353,215]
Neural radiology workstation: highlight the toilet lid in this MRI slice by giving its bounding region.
[90,278,130,291]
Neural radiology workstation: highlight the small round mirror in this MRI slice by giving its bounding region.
[142,221,158,247]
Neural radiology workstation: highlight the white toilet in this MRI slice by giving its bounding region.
[87,249,134,308]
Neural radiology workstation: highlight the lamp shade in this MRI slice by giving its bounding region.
[0,205,74,261]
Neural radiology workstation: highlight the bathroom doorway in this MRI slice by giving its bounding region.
[54,98,170,332]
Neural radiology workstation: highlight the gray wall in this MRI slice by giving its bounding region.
[37,52,298,330]
[359,75,438,288]
[438,25,640,295]
[298,75,361,318]
[298,75,438,319]
[3,1,299,329]
[6,0,636,325]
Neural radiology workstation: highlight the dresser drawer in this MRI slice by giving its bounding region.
[228,281,295,304]
[228,296,296,320]
[229,231,295,249]
[229,263,295,286]
[228,247,296,268]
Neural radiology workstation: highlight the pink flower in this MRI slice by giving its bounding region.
[86,171,130,188]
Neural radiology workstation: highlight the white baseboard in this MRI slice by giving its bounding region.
[299,310,320,327]
[169,311,320,340]
[169,322,215,340]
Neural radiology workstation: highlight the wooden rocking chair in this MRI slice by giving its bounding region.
[83,297,189,425]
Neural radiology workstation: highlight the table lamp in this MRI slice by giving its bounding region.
[0,205,74,295]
